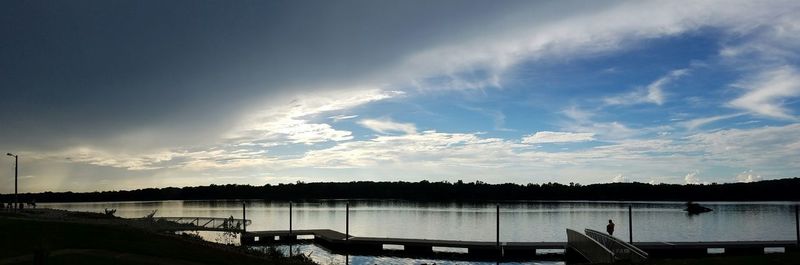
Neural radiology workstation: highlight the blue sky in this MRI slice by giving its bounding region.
[2,0,800,192]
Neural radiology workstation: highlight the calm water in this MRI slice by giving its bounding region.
[40,200,798,265]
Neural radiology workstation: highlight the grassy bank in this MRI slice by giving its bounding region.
[0,210,315,265]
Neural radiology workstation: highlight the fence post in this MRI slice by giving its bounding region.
[795,204,798,247]
[242,202,246,233]
[346,202,350,240]
[289,201,293,234]
[496,204,500,247]
[629,205,633,244]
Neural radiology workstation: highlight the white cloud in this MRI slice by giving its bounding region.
[680,113,746,130]
[28,121,800,189]
[522,131,595,144]
[728,66,800,120]
[718,12,800,64]
[278,121,353,145]
[295,131,523,169]
[330,115,359,122]
[647,69,689,104]
[736,170,763,183]
[398,0,798,93]
[612,174,629,183]
[560,106,637,140]
[684,170,703,184]
[227,89,402,145]
[26,88,405,173]
[604,69,688,106]
[281,124,800,184]
[18,1,800,191]
[562,106,594,122]
[358,119,417,135]
[685,123,800,167]
[28,147,181,171]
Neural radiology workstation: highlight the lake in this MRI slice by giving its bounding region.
[40,200,798,264]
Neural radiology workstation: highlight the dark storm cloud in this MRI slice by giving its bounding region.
[0,0,553,150]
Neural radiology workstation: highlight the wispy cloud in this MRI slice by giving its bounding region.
[603,69,688,106]
[460,106,514,132]
[522,131,595,144]
[227,89,402,145]
[680,113,746,130]
[685,123,800,167]
[399,0,796,93]
[560,106,637,140]
[718,12,800,65]
[330,115,359,122]
[728,65,800,120]
[358,118,417,135]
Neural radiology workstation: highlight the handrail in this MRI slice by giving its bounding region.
[567,228,615,264]
[152,216,251,224]
[585,229,648,262]
[141,217,252,232]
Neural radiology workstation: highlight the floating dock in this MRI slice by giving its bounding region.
[241,229,798,259]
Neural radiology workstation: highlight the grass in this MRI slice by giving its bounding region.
[0,213,316,265]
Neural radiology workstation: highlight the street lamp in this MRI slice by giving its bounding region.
[6,153,17,210]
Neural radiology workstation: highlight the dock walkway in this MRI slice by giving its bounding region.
[242,229,797,259]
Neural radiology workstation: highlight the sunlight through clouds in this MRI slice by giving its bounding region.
[226,89,403,145]
[4,0,800,191]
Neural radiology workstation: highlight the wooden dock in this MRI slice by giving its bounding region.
[241,229,798,259]
[242,229,562,258]
[634,240,797,257]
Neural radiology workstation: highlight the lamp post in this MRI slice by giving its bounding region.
[6,153,17,210]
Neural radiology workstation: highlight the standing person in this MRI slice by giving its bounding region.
[606,219,615,236]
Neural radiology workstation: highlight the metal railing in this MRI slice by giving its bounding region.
[585,229,648,263]
[145,217,252,232]
[567,228,615,264]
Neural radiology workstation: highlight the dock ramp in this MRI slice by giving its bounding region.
[566,228,614,264]
[585,229,648,263]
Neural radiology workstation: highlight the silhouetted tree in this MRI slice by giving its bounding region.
[3,178,799,202]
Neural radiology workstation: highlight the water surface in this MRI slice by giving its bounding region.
[41,200,798,264]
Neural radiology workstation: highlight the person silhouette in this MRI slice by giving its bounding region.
[606,219,615,235]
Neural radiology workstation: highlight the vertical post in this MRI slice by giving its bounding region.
[289,201,293,234]
[629,205,633,244]
[496,204,500,247]
[795,204,798,247]
[14,155,18,210]
[346,202,350,240]
[242,202,246,233]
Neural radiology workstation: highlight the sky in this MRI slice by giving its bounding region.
[2,0,800,192]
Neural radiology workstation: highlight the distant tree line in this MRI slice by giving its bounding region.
[2,178,799,203]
